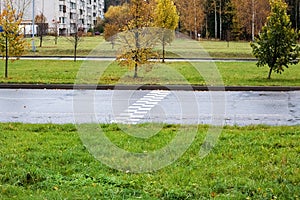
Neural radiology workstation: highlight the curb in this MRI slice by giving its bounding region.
[0,84,300,91]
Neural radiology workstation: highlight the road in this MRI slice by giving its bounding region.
[0,89,299,126]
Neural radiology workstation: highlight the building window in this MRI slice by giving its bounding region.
[59,17,66,24]
[59,5,66,13]
[70,13,76,20]
[70,2,76,9]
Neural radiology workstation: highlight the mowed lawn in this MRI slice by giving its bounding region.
[0,60,300,86]
[24,36,253,58]
[0,123,299,199]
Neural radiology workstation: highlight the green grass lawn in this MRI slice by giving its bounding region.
[0,123,299,199]
[8,36,297,86]
[0,60,300,86]
[200,40,253,58]
[24,36,254,59]
[164,39,253,59]
[25,36,106,57]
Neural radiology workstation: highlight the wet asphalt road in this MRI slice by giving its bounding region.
[0,89,299,126]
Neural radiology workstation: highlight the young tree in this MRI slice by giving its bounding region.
[154,0,179,62]
[116,0,157,78]
[67,27,83,62]
[51,19,60,45]
[251,0,300,79]
[35,13,48,47]
[66,13,83,62]
[0,2,27,78]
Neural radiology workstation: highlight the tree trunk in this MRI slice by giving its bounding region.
[74,44,77,62]
[251,0,255,41]
[219,0,222,40]
[194,0,197,40]
[40,35,43,47]
[205,15,209,39]
[214,0,217,39]
[162,37,165,63]
[5,35,8,78]
[268,67,273,79]
[74,35,78,62]
[134,29,139,78]
[162,47,165,63]
[134,63,138,78]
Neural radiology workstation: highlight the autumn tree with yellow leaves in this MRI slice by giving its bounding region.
[104,4,131,48]
[116,0,157,78]
[0,1,27,78]
[154,0,179,62]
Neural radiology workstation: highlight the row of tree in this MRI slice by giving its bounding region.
[0,0,299,80]
[91,0,300,79]
[105,0,299,41]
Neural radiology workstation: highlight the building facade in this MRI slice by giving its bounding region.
[19,0,105,36]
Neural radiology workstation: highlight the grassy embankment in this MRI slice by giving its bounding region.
[0,123,299,199]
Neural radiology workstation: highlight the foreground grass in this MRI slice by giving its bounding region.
[1,60,300,86]
[0,123,299,199]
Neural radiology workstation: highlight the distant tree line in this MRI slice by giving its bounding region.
[105,0,300,41]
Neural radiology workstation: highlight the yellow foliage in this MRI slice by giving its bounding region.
[0,1,27,59]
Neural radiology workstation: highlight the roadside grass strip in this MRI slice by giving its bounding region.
[1,60,300,86]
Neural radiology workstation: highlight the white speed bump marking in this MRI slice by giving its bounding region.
[112,90,171,124]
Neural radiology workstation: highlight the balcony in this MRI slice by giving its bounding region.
[70,19,77,24]
[70,8,77,13]
[59,24,67,29]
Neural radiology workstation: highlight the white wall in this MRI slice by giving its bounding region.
[20,0,105,36]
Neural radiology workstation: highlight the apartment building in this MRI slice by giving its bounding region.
[20,0,105,36]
